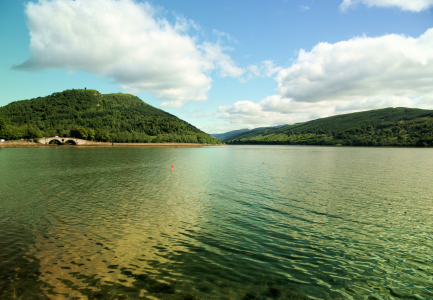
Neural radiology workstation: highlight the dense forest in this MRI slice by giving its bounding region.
[227,107,433,147]
[0,89,222,144]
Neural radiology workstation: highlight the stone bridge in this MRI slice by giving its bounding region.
[41,137,111,146]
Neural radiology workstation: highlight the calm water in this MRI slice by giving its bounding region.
[0,145,432,300]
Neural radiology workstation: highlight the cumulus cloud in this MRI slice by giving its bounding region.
[340,0,433,12]
[219,100,263,116]
[199,42,244,77]
[217,98,315,127]
[218,29,433,128]
[14,0,243,106]
[276,28,433,103]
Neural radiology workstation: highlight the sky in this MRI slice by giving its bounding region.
[0,0,432,134]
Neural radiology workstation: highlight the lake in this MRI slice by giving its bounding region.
[0,145,432,300]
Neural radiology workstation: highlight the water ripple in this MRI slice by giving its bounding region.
[1,146,432,299]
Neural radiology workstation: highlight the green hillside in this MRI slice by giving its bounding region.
[227,107,433,147]
[211,125,286,141]
[0,89,221,144]
[210,128,250,141]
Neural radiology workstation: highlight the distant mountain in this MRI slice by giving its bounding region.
[211,125,287,141]
[227,107,433,147]
[0,89,222,144]
[210,129,251,141]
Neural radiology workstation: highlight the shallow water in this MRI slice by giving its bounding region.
[0,145,432,299]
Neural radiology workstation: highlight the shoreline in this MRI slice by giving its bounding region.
[0,141,222,148]
[1,141,428,149]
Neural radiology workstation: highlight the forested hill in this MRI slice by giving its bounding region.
[210,128,250,141]
[227,107,433,147]
[210,125,287,141]
[0,89,221,144]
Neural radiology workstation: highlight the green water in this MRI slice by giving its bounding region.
[0,145,432,300]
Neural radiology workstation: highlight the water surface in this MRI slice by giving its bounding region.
[1,146,432,299]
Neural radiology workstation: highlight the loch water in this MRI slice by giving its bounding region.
[0,145,432,300]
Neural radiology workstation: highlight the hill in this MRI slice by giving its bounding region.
[0,89,221,144]
[210,129,250,141]
[227,107,433,147]
[211,125,288,141]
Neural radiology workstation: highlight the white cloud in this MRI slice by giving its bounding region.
[199,42,244,78]
[218,29,433,129]
[217,99,312,126]
[261,60,283,77]
[173,14,201,32]
[298,5,310,11]
[244,60,282,81]
[276,28,433,103]
[218,100,263,116]
[212,29,238,43]
[14,0,242,106]
[340,0,433,12]
[248,65,260,77]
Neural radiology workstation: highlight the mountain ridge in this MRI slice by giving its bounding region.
[226,107,433,147]
[210,125,287,141]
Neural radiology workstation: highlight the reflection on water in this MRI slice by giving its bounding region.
[1,146,433,299]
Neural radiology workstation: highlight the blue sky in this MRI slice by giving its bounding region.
[1,0,432,133]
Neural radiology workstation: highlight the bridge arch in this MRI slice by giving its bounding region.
[64,139,77,145]
[48,139,63,145]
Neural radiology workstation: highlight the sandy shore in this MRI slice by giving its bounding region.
[0,141,221,148]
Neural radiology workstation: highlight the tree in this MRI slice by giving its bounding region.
[0,117,5,131]
[2,126,22,140]
[95,128,110,142]
[23,125,42,139]
[87,129,95,141]
[70,127,88,139]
